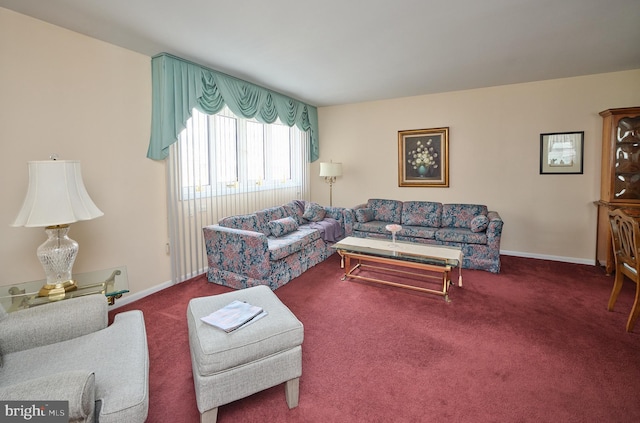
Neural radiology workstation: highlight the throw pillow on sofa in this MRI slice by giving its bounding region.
[268,217,299,237]
[470,215,489,232]
[303,202,326,222]
[355,208,375,223]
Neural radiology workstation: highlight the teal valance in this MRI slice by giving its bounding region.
[147,53,319,162]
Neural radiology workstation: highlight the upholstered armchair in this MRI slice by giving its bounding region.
[0,294,149,423]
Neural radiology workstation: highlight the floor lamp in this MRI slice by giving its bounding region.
[12,158,104,298]
[319,161,342,207]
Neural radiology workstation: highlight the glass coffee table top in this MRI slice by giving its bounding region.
[332,236,462,267]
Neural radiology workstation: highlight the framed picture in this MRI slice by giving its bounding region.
[539,131,584,174]
[398,127,449,187]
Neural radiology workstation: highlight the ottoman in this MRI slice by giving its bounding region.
[187,285,304,423]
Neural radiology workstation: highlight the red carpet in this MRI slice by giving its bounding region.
[110,255,640,422]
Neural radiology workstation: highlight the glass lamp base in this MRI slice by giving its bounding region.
[36,225,79,299]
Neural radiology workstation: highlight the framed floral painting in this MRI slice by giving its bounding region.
[398,127,449,187]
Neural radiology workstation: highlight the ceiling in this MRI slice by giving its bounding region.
[2,0,639,107]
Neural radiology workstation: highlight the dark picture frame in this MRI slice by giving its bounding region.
[539,131,584,174]
[398,127,449,187]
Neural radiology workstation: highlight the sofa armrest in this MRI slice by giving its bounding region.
[324,206,347,227]
[0,294,108,354]
[323,206,355,237]
[334,206,356,236]
[95,310,149,422]
[323,205,343,221]
[0,370,96,422]
[203,225,271,279]
[486,211,504,245]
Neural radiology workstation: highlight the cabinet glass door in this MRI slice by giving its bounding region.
[614,116,640,200]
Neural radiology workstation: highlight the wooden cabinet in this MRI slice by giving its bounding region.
[596,107,640,273]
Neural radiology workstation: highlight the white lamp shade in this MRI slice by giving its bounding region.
[12,160,104,227]
[319,162,343,177]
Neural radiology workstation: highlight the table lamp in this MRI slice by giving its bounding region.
[12,158,104,298]
[319,161,343,206]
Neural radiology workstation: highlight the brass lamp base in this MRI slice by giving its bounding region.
[38,280,78,300]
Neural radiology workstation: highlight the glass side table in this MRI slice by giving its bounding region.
[0,266,130,313]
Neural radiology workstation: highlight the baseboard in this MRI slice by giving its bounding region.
[110,266,208,310]
[112,253,599,308]
[110,279,175,310]
[500,250,596,266]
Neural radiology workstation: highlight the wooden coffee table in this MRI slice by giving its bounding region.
[332,237,463,302]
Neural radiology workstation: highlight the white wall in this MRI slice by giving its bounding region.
[313,70,640,264]
[0,8,171,297]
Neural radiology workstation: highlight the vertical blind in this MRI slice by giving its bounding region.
[166,110,311,284]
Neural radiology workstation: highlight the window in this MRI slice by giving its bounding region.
[178,106,305,199]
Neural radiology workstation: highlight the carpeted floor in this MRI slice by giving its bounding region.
[110,254,640,423]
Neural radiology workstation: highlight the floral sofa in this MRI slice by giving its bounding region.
[203,200,353,290]
[352,199,504,273]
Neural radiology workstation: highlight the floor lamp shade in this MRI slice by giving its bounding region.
[319,162,343,178]
[319,161,342,206]
[12,160,103,296]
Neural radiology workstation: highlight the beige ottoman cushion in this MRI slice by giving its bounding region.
[187,285,303,417]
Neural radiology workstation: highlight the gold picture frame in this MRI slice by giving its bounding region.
[398,127,449,187]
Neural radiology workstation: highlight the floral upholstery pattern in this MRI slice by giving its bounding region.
[204,227,272,280]
[352,220,389,235]
[268,217,299,237]
[435,227,487,244]
[368,199,403,224]
[399,225,439,240]
[283,201,306,225]
[470,215,489,232]
[268,227,320,261]
[441,204,488,228]
[402,201,442,227]
[336,205,355,236]
[302,202,326,222]
[355,208,375,223]
[218,214,260,232]
[255,206,288,235]
[204,200,352,290]
[352,199,503,273]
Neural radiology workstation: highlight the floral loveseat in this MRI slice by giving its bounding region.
[352,199,503,273]
[203,200,353,290]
